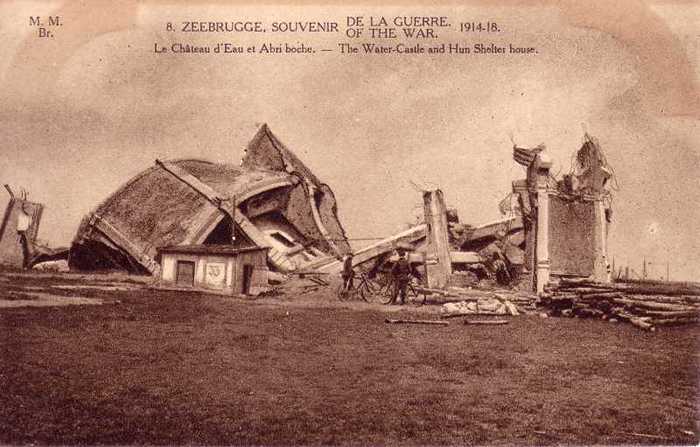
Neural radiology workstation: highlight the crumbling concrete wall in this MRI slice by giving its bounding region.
[317,184,351,255]
[512,135,612,293]
[283,182,327,251]
[242,124,351,258]
[241,127,287,173]
[548,196,595,276]
[241,187,292,219]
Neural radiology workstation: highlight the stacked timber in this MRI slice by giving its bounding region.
[542,279,700,331]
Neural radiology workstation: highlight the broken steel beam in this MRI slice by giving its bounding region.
[317,224,427,274]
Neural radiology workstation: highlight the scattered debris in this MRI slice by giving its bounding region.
[51,284,138,292]
[291,271,330,286]
[267,270,288,285]
[263,276,330,298]
[440,296,521,317]
[32,259,70,272]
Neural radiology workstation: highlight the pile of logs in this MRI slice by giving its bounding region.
[542,279,700,331]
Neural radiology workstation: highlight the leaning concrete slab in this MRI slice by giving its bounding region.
[0,185,44,269]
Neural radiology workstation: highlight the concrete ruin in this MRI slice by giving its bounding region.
[318,133,611,296]
[0,185,68,269]
[512,134,613,293]
[422,189,453,288]
[0,185,43,269]
[69,124,351,275]
[319,187,520,290]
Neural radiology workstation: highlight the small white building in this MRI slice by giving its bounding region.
[157,245,269,296]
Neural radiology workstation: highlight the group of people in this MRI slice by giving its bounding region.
[341,245,514,303]
[341,247,422,305]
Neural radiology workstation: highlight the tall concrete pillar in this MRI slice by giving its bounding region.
[512,179,535,290]
[534,155,552,295]
[422,189,452,288]
[592,199,610,282]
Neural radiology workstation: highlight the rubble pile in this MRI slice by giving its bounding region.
[441,296,519,317]
[414,286,537,317]
[542,278,700,331]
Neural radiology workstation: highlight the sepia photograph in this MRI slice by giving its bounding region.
[0,0,698,445]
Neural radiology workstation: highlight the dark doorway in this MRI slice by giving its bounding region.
[242,264,253,295]
[176,261,195,286]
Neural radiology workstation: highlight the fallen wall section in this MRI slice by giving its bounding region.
[0,185,44,269]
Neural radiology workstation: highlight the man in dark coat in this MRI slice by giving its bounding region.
[489,252,510,285]
[391,249,414,305]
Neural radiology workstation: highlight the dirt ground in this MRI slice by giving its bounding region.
[0,268,698,445]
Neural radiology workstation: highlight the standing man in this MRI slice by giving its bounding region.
[391,248,413,305]
[341,253,355,295]
[492,252,511,285]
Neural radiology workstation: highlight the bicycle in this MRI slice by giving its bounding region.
[377,275,426,305]
[336,272,382,303]
[336,268,426,305]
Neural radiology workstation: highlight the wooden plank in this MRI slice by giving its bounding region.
[464,319,509,325]
[442,311,504,318]
[385,318,449,326]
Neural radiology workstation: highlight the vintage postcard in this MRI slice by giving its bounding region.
[0,1,698,445]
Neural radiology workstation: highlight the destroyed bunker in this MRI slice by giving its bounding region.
[69,124,351,276]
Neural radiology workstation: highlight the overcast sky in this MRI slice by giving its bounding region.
[0,1,698,280]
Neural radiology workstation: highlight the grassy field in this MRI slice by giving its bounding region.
[0,270,698,445]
